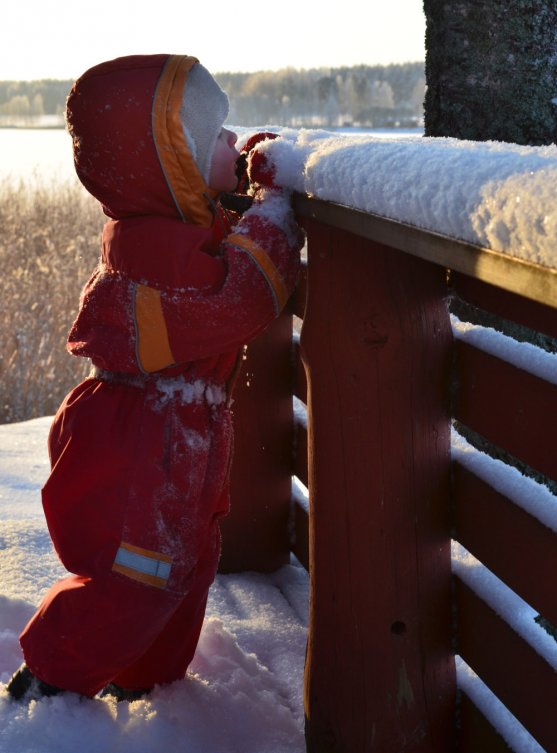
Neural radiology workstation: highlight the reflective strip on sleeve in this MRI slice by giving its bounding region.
[227,233,289,316]
[134,284,176,373]
[112,541,172,589]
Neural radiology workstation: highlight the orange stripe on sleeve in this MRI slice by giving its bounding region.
[227,233,289,315]
[134,284,175,372]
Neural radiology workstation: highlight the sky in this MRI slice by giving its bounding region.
[1,0,425,81]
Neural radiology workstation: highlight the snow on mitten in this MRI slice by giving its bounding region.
[236,132,278,193]
[248,142,281,191]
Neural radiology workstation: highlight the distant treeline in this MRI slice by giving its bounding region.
[0,79,70,120]
[0,62,425,128]
[217,62,425,127]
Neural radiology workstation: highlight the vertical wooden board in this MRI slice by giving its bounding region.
[293,419,308,489]
[293,260,308,320]
[219,312,294,573]
[302,219,456,752]
[292,501,310,572]
[293,337,308,404]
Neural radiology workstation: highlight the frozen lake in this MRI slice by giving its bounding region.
[0,128,77,182]
[0,126,423,182]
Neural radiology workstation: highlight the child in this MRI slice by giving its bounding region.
[6,54,303,701]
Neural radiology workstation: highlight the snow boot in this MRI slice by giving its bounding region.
[99,682,151,702]
[6,663,64,701]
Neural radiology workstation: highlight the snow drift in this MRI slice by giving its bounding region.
[0,417,309,753]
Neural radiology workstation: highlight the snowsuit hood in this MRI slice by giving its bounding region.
[65,55,302,380]
[66,54,228,227]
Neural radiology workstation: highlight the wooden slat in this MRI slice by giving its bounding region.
[459,691,514,753]
[292,337,307,404]
[293,417,308,489]
[291,259,308,319]
[453,463,557,627]
[220,312,293,573]
[454,341,557,481]
[291,497,309,572]
[455,578,557,752]
[454,274,557,341]
[294,194,557,309]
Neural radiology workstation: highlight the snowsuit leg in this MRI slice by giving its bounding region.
[20,376,232,697]
[109,525,220,689]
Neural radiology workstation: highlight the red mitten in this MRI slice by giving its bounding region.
[240,131,278,156]
[236,132,278,193]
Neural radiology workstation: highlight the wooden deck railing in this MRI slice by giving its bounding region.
[218,193,557,753]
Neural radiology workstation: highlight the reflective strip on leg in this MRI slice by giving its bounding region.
[112,541,172,589]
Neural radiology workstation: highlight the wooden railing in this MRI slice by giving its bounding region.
[219,194,557,753]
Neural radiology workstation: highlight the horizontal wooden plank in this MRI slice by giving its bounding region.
[455,577,557,752]
[294,194,557,310]
[458,691,514,753]
[453,463,557,627]
[453,273,557,342]
[454,341,557,481]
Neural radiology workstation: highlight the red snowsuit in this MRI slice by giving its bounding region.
[19,54,302,697]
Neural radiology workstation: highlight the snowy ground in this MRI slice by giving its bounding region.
[0,416,309,753]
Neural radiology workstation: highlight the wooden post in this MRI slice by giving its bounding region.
[301,219,456,752]
[219,310,294,573]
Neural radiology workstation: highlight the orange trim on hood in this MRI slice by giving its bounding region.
[152,55,215,228]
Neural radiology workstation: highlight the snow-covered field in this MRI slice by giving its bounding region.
[0,416,309,753]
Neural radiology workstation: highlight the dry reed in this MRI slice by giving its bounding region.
[0,176,104,423]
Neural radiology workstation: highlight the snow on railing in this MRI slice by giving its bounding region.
[240,128,557,269]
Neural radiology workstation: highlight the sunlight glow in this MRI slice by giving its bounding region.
[1,0,425,80]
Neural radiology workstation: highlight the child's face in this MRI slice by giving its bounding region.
[208,128,240,192]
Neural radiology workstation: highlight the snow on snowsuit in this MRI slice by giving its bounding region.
[19,54,302,697]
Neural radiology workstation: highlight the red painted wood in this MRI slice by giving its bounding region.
[301,219,456,753]
[455,578,557,752]
[453,463,557,626]
[454,273,557,341]
[454,341,557,481]
[293,418,308,489]
[292,500,310,572]
[219,311,294,573]
[293,337,308,404]
[458,691,513,753]
[293,260,308,320]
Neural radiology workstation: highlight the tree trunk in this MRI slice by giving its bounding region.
[423,0,557,145]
